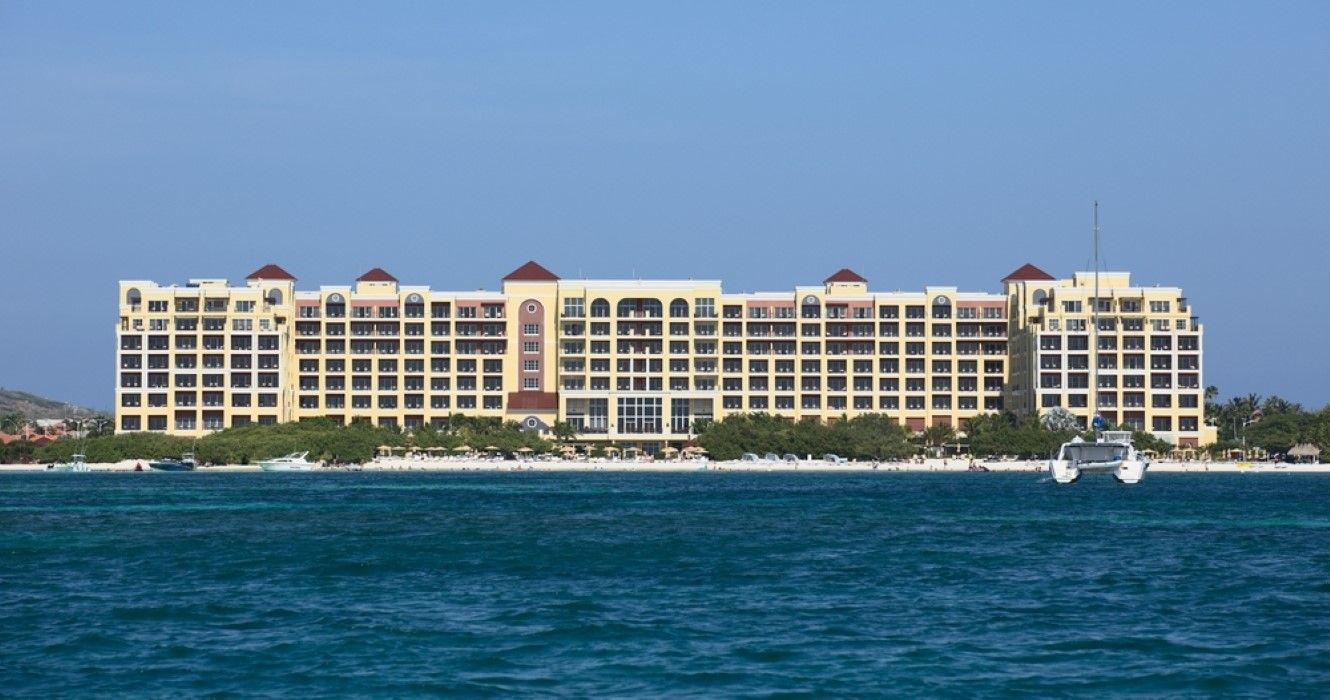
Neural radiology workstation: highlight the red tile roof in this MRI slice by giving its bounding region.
[824,268,867,284]
[507,391,559,411]
[245,263,296,281]
[503,261,560,282]
[1001,263,1056,282]
[357,268,398,283]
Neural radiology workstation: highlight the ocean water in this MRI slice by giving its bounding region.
[3,472,1330,697]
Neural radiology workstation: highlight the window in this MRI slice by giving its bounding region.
[523,341,539,353]
[523,323,539,335]
[1150,300,1171,313]
[235,300,255,313]
[1062,300,1083,313]
[694,298,715,318]
[523,378,539,390]
[563,297,584,318]
[523,360,539,371]
[618,397,662,433]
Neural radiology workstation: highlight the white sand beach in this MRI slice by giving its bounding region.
[2,457,1327,474]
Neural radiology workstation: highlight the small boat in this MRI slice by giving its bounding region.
[258,451,320,472]
[1049,430,1148,484]
[149,453,197,472]
[51,454,91,472]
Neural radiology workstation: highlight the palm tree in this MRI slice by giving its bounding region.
[550,421,578,447]
[1261,396,1301,416]
[919,424,957,455]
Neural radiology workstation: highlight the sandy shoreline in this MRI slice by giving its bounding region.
[1,457,1326,474]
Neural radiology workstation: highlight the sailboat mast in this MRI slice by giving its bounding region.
[1091,201,1100,431]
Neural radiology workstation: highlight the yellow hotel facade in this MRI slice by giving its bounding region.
[115,261,1214,448]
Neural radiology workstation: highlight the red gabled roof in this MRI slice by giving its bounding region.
[357,268,398,283]
[503,260,560,282]
[245,263,296,281]
[1001,263,1056,282]
[824,268,867,284]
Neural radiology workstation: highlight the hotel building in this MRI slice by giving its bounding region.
[115,261,1213,448]
[1002,264,1217,446]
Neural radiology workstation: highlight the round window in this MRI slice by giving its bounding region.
[526,417,538,428]
[526,303,537,313]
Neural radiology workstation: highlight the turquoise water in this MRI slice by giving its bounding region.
[3,472,1330,696]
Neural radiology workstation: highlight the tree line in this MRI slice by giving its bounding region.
[18,416,552,465]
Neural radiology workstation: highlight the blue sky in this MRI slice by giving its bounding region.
[2,2,1327,411]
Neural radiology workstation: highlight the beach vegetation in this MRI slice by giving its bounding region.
[31,415,550,465]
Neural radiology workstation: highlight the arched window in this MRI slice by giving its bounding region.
[669,298,689,318]
[931,294,952,319]
[617,298,663,318]
[266,288,284,305]
[590,298,610,318]
[1032,290,1048,306]
[405,293,423,304]
[125,288,142,307]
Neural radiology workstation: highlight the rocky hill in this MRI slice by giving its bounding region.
[0,388,105,420]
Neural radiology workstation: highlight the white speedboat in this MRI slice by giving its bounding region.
[51,453,91,472]
[1050,431,1148,484]
[258,451,321,472]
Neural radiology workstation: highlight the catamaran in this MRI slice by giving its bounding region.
[1049,430,1149,484]
[1047,203,1149,485]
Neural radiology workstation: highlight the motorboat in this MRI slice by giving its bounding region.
[149,452,197,472]
[50,454,91,472]
[258,451,321,472]
[1049,431,1148,484]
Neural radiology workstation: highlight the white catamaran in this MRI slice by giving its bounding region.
[1050,430,1149,484]
[1047,202,1150,485]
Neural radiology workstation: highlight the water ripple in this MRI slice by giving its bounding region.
[2,472,1330,696]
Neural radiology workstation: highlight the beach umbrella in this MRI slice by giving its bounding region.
[425,446,445,452]
[453,445,472,452]
[376,445,393,455]
[517,447,534,453]
[603,446,620,454]
[661,446,679,455]
[484,445,500,451]
[624,446,641,454]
